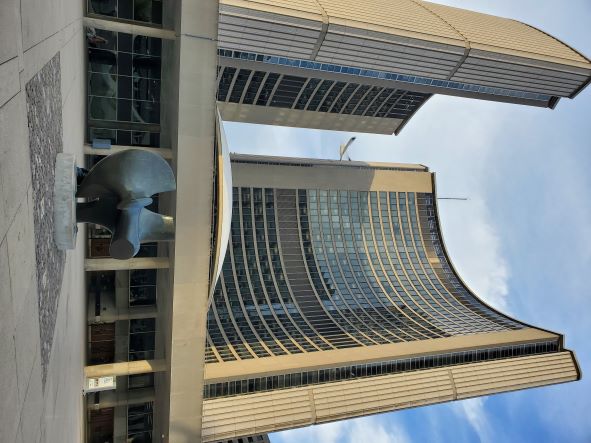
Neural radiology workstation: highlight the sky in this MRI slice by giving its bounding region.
[222,1,591,442]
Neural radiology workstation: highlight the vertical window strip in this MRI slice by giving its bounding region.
[362,191,431,341]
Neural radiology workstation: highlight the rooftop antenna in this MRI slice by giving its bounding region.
[339,136,356,161]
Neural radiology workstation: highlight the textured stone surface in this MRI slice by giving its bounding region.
[25,53,65,387]
[0,94,31,242]
[0,238,19,443]
[0,0,86,439]
[6,194,39,406]
[0,0,19,65]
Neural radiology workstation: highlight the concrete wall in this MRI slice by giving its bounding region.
[0,0,86,441]
[202,351,580,441]
[217,101,403,135]
[166,0,219,438]
[154,0,220,441]
[231,158,433,192]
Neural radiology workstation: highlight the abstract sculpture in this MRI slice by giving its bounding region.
[53,149,176,259]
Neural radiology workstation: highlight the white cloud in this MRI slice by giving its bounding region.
[272,415,411,443]
[348,416,411,443]
[275,420,346,443]
[438,197,510,312]
[225,96,514,313]
[452,398,491,443]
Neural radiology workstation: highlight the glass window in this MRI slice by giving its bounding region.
[87,29,162,151]
[128,401,153,437]
[128,373,154,389]
[129,286,156,306]
[229,69,253,103]
[133,55,160,79]
[256,73,280,106]
[294,78,321,110]
[270,75,307,108]
[134,0,162,24]
[130,318,155,333]
[88,0,117,17]
[89,96,117,120]
[132,100,159,123]
[88,0,162,24]
[89,72,117,97]
[130,269,157,286]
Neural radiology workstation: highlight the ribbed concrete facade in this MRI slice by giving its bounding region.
[216,0,591,133]
[201,155,580,441]
[203,352,578,441]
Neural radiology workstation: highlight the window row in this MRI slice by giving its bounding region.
[215,66,428,119]
[218,49,552,102]
[203,341,559,399]
[88,0,162,24]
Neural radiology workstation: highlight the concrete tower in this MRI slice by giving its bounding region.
[200,155,580,441]
[216,0,591,133]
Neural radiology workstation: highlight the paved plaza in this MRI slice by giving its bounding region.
[1,0,86,441]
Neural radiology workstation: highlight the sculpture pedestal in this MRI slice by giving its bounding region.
[53,153,77,250]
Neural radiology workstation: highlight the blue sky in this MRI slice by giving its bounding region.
[223,1,591,442]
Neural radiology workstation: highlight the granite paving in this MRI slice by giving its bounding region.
[25,53,65,388]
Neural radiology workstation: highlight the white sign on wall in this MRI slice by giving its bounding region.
[85,376,117,393]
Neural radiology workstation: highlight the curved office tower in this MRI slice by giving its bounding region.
[201,155,580,442]
[216,0,591,134]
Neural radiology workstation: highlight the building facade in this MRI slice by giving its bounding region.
[216,0,591,133]
[78,2,588,442]
[83,1,223,440]
[200,155,580,441]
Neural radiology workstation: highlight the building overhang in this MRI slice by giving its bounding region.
[202,351,580,442]
[215,54,560,135]
[218,102,404,135]
[203,327,559,382]
[230,154,432,192]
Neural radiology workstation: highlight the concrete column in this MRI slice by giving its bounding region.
[84,16,176,40]
[88,387,156,409]
[115,269,130,317]
[89,305,158,323]
[85,257,170,271]
[114,405,128,443]
[88,270,160,322]
[84,144,173,160]
[115,320,130,363]
[85,359,167,378]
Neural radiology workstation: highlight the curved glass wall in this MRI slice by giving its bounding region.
[205,187,524,363]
